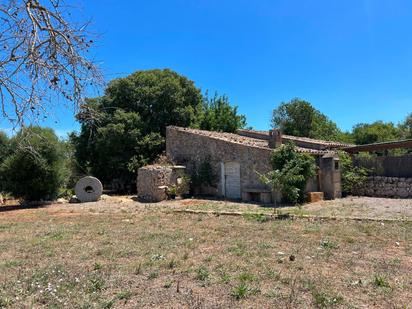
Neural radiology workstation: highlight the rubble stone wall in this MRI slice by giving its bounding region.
[166,126,273,196]
[353,176,412,198]
[137,166,173,202]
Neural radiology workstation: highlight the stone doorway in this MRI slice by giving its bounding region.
[223,162,241,199]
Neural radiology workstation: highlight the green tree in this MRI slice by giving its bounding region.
[0,131,10,163]
[272,98,344,141]
[199,93,246,132]
[338,151,370,196]
[399,113,412,139]
[0,127,69,201]
[74,69,245,191]
[260,143,316,204]
[351,121,401,145]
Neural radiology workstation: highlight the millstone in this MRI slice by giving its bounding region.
[74,176,103,203]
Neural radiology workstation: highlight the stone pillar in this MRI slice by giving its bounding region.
[268,129,282,148]
[319,153,342,199]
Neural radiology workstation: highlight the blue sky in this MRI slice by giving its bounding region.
[6,0,412,137]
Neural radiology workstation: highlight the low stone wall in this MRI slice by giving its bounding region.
[353,176,412,198]
[137,165,187,202]
[137,166,173,202]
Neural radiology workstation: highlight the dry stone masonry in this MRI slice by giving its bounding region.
[137,165,186,202]
[166,126,343,202]
[354,176,412,198]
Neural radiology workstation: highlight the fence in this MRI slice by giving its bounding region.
[354,155,412,178]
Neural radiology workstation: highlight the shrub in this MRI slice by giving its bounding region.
[260,143,316,204]
[0,127,69,201]
[0,131,11,193]
[191,156,217,188]
[338,151,369,196]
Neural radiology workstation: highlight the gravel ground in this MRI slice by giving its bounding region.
[302,196,412,220]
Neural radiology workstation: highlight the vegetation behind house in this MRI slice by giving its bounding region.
[72,69,246,191]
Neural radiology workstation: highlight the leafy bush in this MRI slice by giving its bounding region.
[176,175,191,196]
[260,143,316,204]
[191,156,217,188]
[0,131,11,193]
[0,127,69,201]
[338,151,369,196]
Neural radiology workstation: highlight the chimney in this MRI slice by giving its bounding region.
[268,129,282,148]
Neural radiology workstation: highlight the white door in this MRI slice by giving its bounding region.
[224,162,241,199]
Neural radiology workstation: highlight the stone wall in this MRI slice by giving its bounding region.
[166,127,340,198]
[137,165,173,202]
[166,127,273,196]
[353,176,412,198]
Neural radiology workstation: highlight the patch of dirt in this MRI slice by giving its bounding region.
[302,196,412,220]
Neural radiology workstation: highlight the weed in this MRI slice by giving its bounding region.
[117,290,132,301]
[265,288,281,299]
[231,282,249,300]
[0,296,13,308]
[151,254,165,261]
[228,242,247,256]
[93,262,102,271]
[88,276,105,293]
[195,266,210,281]
[1,260,22,268]
[231,282,260,300]
[266,269,281,280]
[311,289,344,308]
[167,259,177,269]
[373,275,390,288]
[102,299,115,309]
[219,271,231,284]
[163,280,173,288]
[238,272,256,282]
[148,271,159,279]
[320,239,339,250]
[204,255,213,263]
[243,213,269,223]
[133,263,142,275]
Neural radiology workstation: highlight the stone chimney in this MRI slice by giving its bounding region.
[268,129,282,148]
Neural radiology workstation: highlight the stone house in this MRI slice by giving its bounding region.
[166,126,351,203]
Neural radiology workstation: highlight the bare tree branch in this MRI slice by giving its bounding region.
[0,0,102,127]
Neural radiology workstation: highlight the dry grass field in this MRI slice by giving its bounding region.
[0,197,411,308]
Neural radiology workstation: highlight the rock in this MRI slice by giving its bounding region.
[56,198,68,204]
[69,195,80,203]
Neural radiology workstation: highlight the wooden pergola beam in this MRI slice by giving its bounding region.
[343,139,412,154]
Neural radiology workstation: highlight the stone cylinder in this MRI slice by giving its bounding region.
[75,176,103,203]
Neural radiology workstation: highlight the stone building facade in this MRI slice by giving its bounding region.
[166,126,346,203]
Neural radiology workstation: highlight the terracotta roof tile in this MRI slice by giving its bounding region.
[237,129,353,148]
[169,126,331,155]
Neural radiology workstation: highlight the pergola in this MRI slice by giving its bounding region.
[343,139,412,154]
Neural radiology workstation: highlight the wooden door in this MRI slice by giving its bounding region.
[224,162,241,199]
